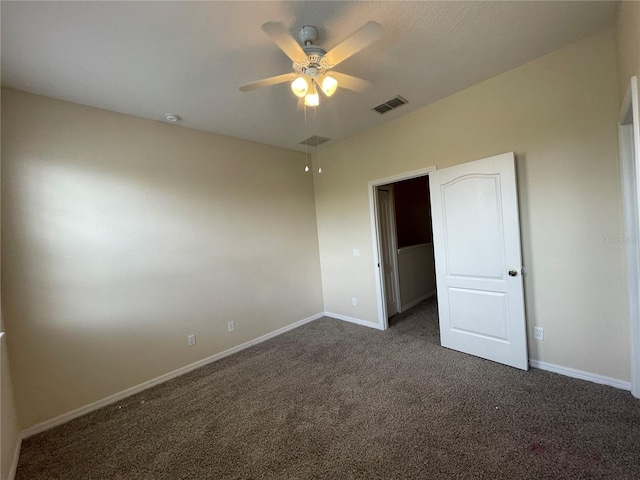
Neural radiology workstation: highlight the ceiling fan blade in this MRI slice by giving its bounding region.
[239,73,294,92]
[330,72,370,92]
[262,22,308,63]
[324,21,382,66]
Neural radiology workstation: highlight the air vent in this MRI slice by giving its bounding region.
[299,135,331,147]
[373,104,393,114]
[373,95,408,114]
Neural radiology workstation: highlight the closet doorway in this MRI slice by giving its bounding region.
[369,167,436,329]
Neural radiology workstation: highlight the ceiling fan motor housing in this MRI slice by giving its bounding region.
[294,50,333,76]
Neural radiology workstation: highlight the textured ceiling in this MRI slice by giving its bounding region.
[1,1,618,151]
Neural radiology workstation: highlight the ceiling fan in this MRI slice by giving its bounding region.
[239,21,382,107]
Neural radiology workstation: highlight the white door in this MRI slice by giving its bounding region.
[377,187,399,317]
[429,152,528,370]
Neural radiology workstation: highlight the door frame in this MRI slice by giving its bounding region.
[376,185,401,318]
[619,76,640,398]
[368,166,436,330]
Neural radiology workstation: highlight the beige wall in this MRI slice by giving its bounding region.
[1,89,324,429]
[616,1,640,100]
[313,29,629,381]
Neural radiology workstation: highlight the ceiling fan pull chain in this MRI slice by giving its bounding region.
[304,105,310,172]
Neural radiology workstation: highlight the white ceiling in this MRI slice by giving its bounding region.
[1,1,618,152]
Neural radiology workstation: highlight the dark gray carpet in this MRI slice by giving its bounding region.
[16,297,640,479]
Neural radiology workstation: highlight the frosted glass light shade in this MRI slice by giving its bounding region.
[304,82,319,106]
[321,76,338,97]
[304,92,319,107]
[291,77,308,98]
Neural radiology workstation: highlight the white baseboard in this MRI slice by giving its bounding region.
[400,290,436,312]
[21,312,324,439]
[8,434,22,480]
[529,359,631,391]
[324,312,384,330]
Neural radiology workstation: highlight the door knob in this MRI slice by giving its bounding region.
[508,269,518,277]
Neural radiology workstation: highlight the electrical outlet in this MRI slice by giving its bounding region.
[228,321,235,332]
[187,334,196,347]
[352,297,357,306]
[353,248,360,257]
[534,327,544,341]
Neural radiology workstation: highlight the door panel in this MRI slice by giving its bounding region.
[448,288,509,341]
[443,175,505,279]
[429,152,528,370]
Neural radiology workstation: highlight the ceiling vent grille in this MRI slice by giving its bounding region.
[299,135,331,147]
[373,95,408,114]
